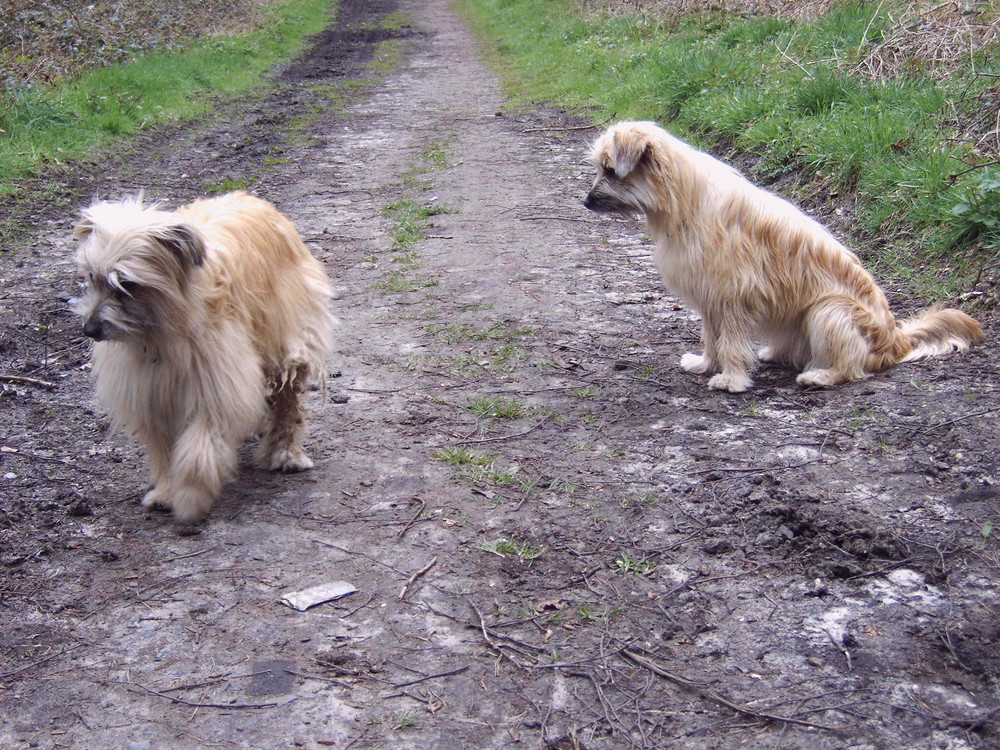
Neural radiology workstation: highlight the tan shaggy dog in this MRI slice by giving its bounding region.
[585,121,981,392]
[74,191,336,522]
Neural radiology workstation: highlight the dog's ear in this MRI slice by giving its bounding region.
[154,223,205,268]
[73,216,94,241]
[611,129,649,179]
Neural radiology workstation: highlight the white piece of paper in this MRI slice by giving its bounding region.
[279,581,357,611]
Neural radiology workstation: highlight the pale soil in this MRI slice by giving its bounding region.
[1,0,998,748]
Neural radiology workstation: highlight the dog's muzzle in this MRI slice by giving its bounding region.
[83,315,111,341]
[584,190,620,214]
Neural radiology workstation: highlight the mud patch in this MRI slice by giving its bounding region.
[1,0,999,748]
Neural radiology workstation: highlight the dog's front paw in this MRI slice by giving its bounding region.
[261,448,314,473]
[797,368,841,388]
[141,487,173,512]
[708,372,752,393]
[170,487,214,523]
[680,352,713,374]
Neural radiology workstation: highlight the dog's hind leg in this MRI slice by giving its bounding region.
[167,420,238,522]
[255,363,314,473]
[796,298,870,387]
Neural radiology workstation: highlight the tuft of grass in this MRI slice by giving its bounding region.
[368,270,439,293]
[426,321,535,343]
[205,176,253,193]
[381,199,452,249]
[460,463,520,486]
[612,551,658,577]
[467,395,528,419]
[432,447,496,466]
[577,602,625,621]
[390,711,418,730]
[478,537,544,560]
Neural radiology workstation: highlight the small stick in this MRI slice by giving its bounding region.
[523,113,615,134]
[0,374,56,389]
[340,591,375,620]
[124,680,287,709]
[456,416,549,445]
[391,665,469,689]
[622,649,845,733]
[916,407,1000,434]
[0,645,83,680]
[397,498,426,540]
[399,556,438,601]
[689,458,823,476]
[164,545,220,563]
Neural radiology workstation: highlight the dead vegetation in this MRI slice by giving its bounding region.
[0,0,274,87]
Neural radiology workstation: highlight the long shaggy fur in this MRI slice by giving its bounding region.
[74,191,336,522]
[584,121,981,392]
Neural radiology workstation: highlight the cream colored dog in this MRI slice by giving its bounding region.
[585,121,981,392]
[74,191,336,522]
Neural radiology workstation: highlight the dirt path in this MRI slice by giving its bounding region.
[2,0,999,747]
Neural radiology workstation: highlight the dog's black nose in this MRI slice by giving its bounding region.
[83,316,105,341]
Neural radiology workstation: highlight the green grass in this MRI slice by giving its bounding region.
[467,395,529,419]
[477,537,545,560]
[381,199,452,249]
[0,0,332,198]
[431,447,496,465]
[426,321,535,343]
[205,176,253,193]
[368,269,439,293]
[612,551,658,577]
[458,0,1000,293]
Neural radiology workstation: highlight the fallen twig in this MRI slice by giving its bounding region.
[164,545,220,563]
[399,556,438,601]
[0,374,56,389]
[340,591,376,620]
[124,680,288,709]
[621,649,846,733]
[916,407,1000,435]
[690,458,824,477]
[391,664,469,689]
[469,601,533,669]
[523,124,597,134]
[397,498,427,540]
[313,539,408,577]
[455,416,549,445]
[0,645,83,681]
[0,446,95,474]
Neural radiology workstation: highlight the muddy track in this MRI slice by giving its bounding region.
[1,0,999,748]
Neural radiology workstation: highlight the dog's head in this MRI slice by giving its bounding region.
[584,121,699,219]
[73,194,205,342]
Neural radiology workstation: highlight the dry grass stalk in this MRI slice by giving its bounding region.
[857,1,999,81]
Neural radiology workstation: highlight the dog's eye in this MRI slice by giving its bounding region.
[116,279,140,296]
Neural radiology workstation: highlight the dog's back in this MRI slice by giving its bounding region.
[178,192,336,386]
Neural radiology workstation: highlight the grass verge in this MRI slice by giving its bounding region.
[0,0,332,199]
[458,0,1000,296]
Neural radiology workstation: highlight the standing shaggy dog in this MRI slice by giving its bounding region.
[74,191,336,522]
[584,121,981,392]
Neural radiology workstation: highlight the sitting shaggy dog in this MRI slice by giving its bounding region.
[585,121,981,392]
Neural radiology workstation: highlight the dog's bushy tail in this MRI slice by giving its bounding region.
[898,305,982,362]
